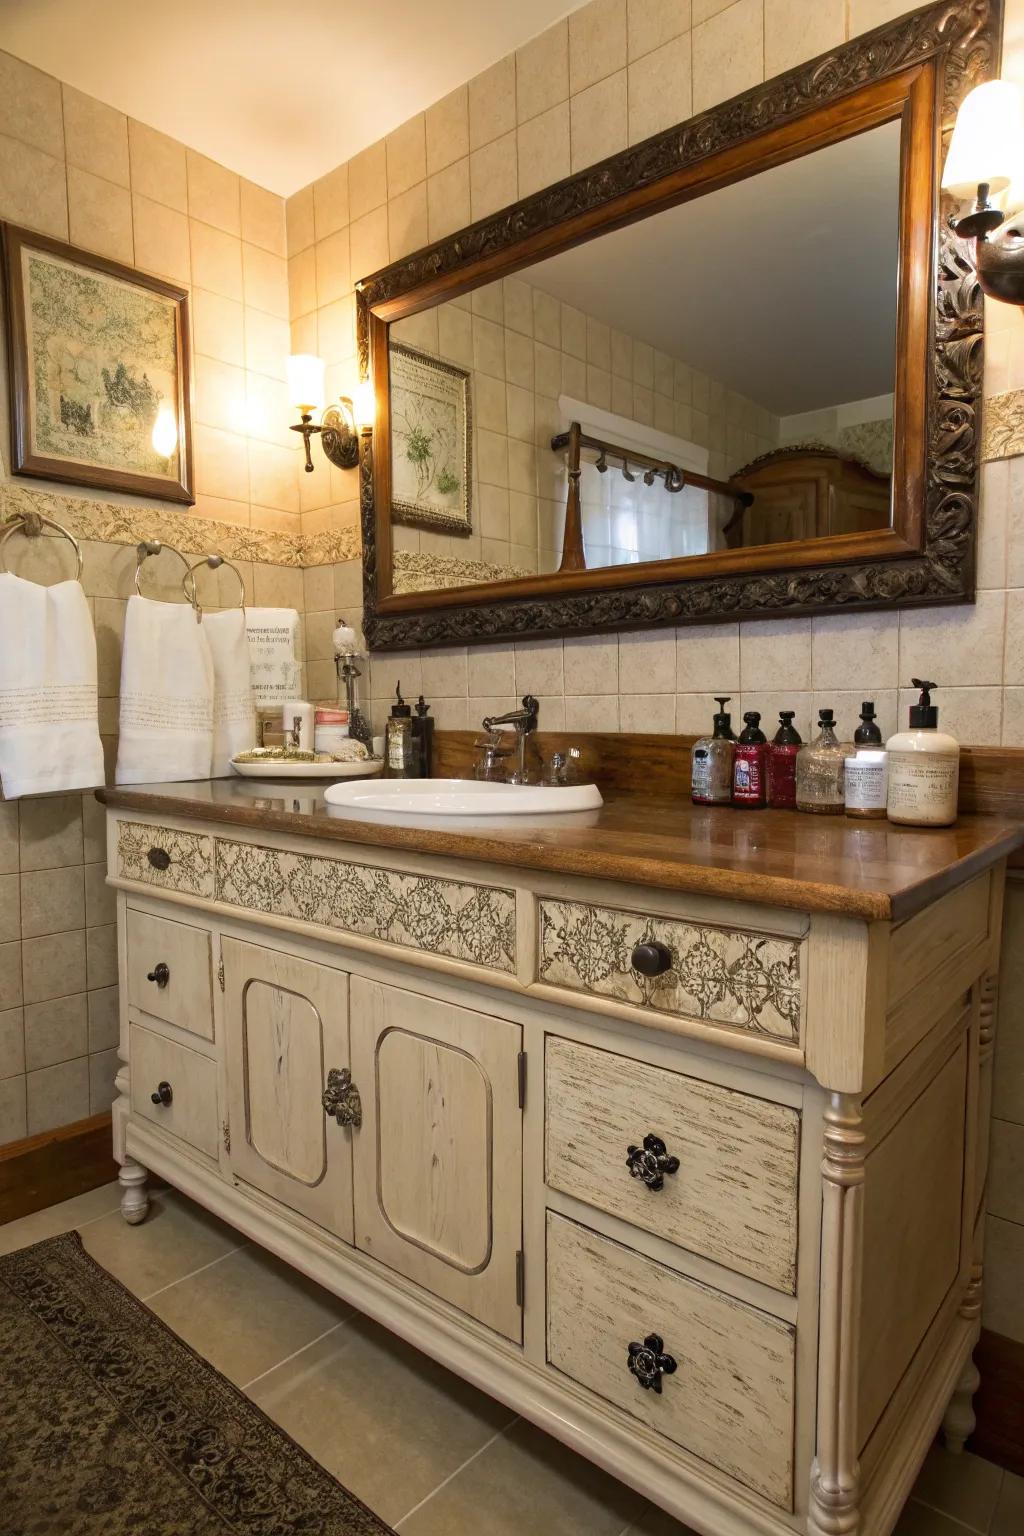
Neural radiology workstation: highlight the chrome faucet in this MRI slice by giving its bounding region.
[480,695,539,784]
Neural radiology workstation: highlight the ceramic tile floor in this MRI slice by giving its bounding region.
[2,1183,1022,1536]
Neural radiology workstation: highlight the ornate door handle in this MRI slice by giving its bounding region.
[626,1133,680,1191]
[627,1333,677,1393]
[630,940,673,977]
[322,1067,362,1128]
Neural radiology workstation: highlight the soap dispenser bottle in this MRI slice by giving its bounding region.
[886,680,960,827]
[732,711,767,807]
[844,701,888,820]
[767,710,802,810]
[384,683,414,778]
[691,696,736,806]
[796,708,846,815]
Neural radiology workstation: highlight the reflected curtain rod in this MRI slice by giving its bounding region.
[550,425,754,508]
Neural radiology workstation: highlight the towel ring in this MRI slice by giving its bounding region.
[182,554,246,612]
[134,540,200,617]
[0,511,83,581]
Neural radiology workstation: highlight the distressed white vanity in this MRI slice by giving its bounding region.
[100,781,1019,1536]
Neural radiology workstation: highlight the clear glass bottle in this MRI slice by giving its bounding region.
[796,708,846,815]
[690,695,736,806]
[844,701,888,820]
[767,710,802,810]
[384,683,415,778]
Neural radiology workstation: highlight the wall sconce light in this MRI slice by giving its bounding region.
[286,353,364,472]
[943,80,1024,308]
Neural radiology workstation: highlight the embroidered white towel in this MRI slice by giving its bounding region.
[0,573,105,800]
[244,607,302,708]
[203,607,255,776]
[116,595,214,784]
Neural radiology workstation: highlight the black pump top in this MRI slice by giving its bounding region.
[712,695,736,740]
[909,678,939,729]
[854,701,882,745]
[390,683,411,718]
[739,710,766,744]
[817,708,836,727]
[415,695,431,719]
[772,710,802,746]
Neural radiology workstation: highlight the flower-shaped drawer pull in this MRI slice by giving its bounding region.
[627,1333,677,1394]
[322,1067,362,1128]
[626,1133,680,1191]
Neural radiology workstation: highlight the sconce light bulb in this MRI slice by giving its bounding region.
[942,80,1024,202]
[151,404,177,459]
[354,378,375,430]
[287,353,327,416]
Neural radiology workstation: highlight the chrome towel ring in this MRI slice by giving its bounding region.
[182,553,246,613]
[134,540,200,617]
[0,510,84,581]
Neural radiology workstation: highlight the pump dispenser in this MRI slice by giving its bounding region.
[886,680,960,826]
[690,696,736,805]
[796,708,846,815]
[384,683,414,777]
[732,711,767,807]
[767,710,802,810]
[845,700,888,819]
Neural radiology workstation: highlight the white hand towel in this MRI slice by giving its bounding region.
[244,607,302,708]
[203,607,255,776]
[116,595,214,784]
[0,573,105,800]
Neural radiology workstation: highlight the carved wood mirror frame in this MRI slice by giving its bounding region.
[357,0,999,651]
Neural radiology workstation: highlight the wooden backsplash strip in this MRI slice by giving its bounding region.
[433,733,1024,822]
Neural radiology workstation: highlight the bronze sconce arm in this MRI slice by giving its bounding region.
[290,396,361,472]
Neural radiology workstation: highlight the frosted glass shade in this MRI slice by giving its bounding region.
[942,81,1024,200]
[287,354,326,414]
[354,378,376,429]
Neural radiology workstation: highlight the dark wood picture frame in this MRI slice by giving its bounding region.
[1,222,194,505]
[389,343,474,535]
[356,0,999,651]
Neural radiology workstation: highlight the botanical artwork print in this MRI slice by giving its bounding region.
[23,248,180,481]
[389,344,472,533]
[539,899,801,1041]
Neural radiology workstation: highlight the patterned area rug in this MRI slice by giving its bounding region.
[0,1230,395,1535]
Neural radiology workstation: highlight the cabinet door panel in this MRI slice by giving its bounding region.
[223,937,353,1241]
[351,977,523,1342]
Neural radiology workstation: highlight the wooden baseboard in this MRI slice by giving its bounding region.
[972,1327,1024,1476]
[0,1111,118,1225]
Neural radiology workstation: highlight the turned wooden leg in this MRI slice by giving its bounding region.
[943,1354,980,1454]
[118,1157,150,1225]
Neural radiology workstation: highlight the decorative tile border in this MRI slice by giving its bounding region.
[214,838,516,972]
[393,549,529,593]
[538,898,801,1041]
[981,389,1024,463]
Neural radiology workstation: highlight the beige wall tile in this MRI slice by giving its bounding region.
[187,149,241,235]
[675,621,740,691]
[388,182,429,261]
[0,1008,24,1079]
[571,71,628,171]
[309,167,347,245]
[0,941,23,1012]
[86,924,117,990]
[620,628,677,692]
[350,206,389,282]
[740,616,812,691]
[1003,689,1024,747]
[564,633,619,694]
[62,85,129,187]
[194,423,251,502]
[195,354,248,434]
[386,114,427,198]
[764,0,844,76]
[289,245,317,318]
[995,883,1024,1122]
[0,1076,27,1144]
[246,371,292,448]
[19,796,83,871]
[847,0,919,38]
[0,49,63,158]
[22,928,86,1005]
[0,133,68,237]
[426,86,469,174]
[428,158,471,242]
[693,0,737,19]
[983,1215,1024,1343]
[89,1047,119,1114]
[67,167,133,263]
[243,242,288,318]
[518,103,570,199]
[1004,588,1024,684]
[20,865,85,938]
[24,994,88,1072]
[128,119,187,211]
[900,590,1005,687]
[990,1119,1024,1224]
[0,804,18,875]
[190,220,243,299]
[193,288,245,366]
[245,307,289,380]
[628,0,692,61]
[286,184,315,254]
[628,33,693,143]
[348,140,387,220]
[470,133,518,220]
[249,440,300,514]
[811,610,898,691]
[517,22,570,124]
[240,179,285,255]
[26,1056,90,1136]
[0,875,18,944]
[132,194,190,283]
[87,985,119,1054]
[469,56,517,150]
[317,295,356,365]
[315,229,351,307]
[570,0,628,94]
[692,0,763,114]
[84,862,115,928]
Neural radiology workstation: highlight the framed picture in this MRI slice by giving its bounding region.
[1,222,194,503]
[389,343,472,534]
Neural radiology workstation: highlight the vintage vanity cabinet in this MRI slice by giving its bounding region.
[102,789,1019,1536]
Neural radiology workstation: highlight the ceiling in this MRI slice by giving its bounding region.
[0,0,575,195]
[526,121,903,417]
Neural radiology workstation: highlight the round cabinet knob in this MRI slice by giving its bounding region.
[630,940,673,977]
[150,1081,173,1107]
[147,846,171,871]
[626,1133,680,1192]
[627,1333,677,1394]
[146,963,170,988]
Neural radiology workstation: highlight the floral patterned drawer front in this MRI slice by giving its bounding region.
[116,821,215,899]
[214,839,516,973]
[538,899,801,1041]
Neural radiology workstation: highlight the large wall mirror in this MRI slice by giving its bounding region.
[357,0,998,650]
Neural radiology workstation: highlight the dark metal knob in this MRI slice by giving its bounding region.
[151,1081,172,1106]
[631,940,673,977]
[626,1134,680,1191]
[146,963,170,988]
[627,1334,677,1393]
[147,846,171,870]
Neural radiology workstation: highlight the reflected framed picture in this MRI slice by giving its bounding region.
[389,343,472,534]
[1,222,194,503]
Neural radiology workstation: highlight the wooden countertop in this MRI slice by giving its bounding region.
[97,779,1023,923]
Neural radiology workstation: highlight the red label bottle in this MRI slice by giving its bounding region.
[732,711,767,807]
[767,710,802,809]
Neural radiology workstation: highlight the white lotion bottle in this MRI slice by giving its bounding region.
[886,680,960,827]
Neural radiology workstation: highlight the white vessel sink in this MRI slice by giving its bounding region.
[324,777,603,817]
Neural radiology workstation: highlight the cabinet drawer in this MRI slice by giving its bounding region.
[545,1037,799,1293]
[546,1213,795,1509]
[537,898,801,1044]
[116,820,214,898]
[126,907,214,1041]
[129,1022,219,1157]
